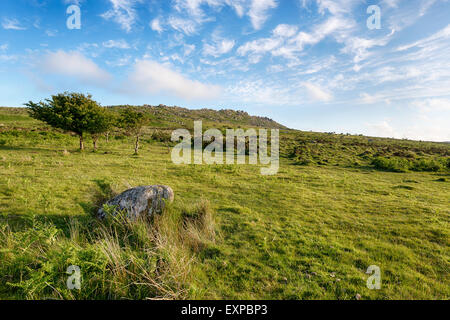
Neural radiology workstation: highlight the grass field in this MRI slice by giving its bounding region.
[0,106,449,300]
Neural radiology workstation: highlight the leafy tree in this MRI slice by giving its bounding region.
[118,107,149,154]
[87,108,116,151]
[25,92,108,150]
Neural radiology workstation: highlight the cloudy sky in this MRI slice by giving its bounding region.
[1,0,449,141]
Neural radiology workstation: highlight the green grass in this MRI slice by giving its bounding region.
[0,107,449,300]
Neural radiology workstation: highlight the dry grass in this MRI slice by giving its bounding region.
[0,201,216,300]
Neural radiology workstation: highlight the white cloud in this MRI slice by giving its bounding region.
[225,0,246,17]
[183,44,196,56]
[273,24,298,38]
[342,30,395,64]
[290,17,351,50]
[396,24,450,52]
[45,29,58,37]
[2,18,26,30]
[365,116,450,142]
[103,39,130,49]
[63,0,85,4]
[412,98,450,112]
[168,0,221,34]
[150,17,164,33]
[226,79,298,105]
[168,16,198,35]
[303,82,332,102]
[0,54,17,62]
[101,0,142,32]
[359,92,391,105]
[126,60,221,100]
[360,93,377,104]
[237,36,282,56]
[237,16,352,64]
[174,0,224,18]
[203,38,235,57]
[169,0,278,32]
[381,0,401,8]
[42,50,111,84]
[106,55,132,67]
[311,0,359,16]
[384,0,439,31]
[0,43,16,62]
[365,120,399,138]
[248,0,278,30]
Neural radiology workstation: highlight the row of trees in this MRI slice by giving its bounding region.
[25,92,149,154]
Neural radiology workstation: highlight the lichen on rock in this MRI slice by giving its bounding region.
[97,185,174,219]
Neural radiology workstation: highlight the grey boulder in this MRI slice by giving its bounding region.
[97,185,174,219]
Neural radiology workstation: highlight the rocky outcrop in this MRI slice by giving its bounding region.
[97,185,174,219]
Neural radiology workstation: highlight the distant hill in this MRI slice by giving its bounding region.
[108,104,288,130]
[0,105,287,131]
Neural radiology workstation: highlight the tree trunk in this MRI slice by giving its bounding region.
[93,137,98,151]
[134,135,140,155]
[106,132,109,143]
[79,134,84,151]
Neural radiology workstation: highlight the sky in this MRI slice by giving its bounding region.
[0,0,449,141]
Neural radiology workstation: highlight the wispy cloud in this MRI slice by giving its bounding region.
[203,35,235,57]
[303,82,333,102]
[248,0,278,30]
[150,17,164,33]
[396,24,450,52]
[168,16,198,35]
[101,0,142,32]
[236,16,351,65]
[166,0,279,34]
[2,18,26,30]
[103,39,130,49]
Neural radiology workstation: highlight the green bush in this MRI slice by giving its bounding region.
[410,159,443,172]
[372,156,449,172]
[150,130,172,143]
[444,158,450,169]
[371,157,410,172]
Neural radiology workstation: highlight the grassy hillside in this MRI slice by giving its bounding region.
[0,105,286,130]
[0,106,449,300]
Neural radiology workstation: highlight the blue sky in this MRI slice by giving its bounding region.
[0,0,449,141]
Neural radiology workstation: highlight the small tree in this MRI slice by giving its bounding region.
[26,92,106,151]
[87,108,115,151]
[118,107,149,154]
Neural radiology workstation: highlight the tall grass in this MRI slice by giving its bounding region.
[0,201,215,300]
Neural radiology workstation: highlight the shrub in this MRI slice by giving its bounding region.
[371,157,410,172]
[443,157,450,170]
[150,130,172,143]
[372,156,449,172]
[410,159,443,172]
